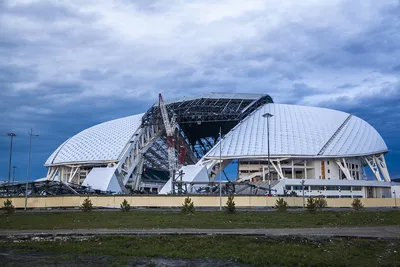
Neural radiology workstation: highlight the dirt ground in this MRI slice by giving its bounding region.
[0,248,252,267]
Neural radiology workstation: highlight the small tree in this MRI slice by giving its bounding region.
[120,199,131,212]
[315,197,327,210]
[306,197,317,213]
[352,198,364,211]
[275,198,288,212]
[2,199,15,215]
[225,195,236,213]
[80,198,93,212]
[181,197,195,214]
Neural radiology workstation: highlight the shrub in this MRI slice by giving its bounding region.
[352,198,364,211]
[120,199,131,212]
[305,197,317,212]
[225,195,236,213]
[275,198,288,212]
[181,197,195,214]
[80,198,93,212]
[315,197,327,210]
[2,199,15,215]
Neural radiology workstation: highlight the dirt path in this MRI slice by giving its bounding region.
[1,226,399,239]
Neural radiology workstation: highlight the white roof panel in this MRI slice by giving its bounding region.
[45,113,144,165]
[323,115,388,156]
[205,103,387,158]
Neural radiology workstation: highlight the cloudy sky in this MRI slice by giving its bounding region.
[0,0,399,182]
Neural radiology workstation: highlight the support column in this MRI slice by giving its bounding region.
[375,154,391,182]
[335,158,353,180]
[363,156,383,181]
[262,163,265,181]
[304,160,307,179]
[291,160,294,179]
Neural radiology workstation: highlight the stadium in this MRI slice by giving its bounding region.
[40,93,396,198]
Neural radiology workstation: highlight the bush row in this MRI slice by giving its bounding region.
[1,196,365,215]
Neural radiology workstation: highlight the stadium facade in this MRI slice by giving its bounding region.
[44,93,397,198]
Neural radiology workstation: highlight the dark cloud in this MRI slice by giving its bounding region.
[393,65,400,72]
[80,69,117,81]
[36,81,86,95]
[308,3,400,71]
[343,42,368,55]
[336,83,357,89]
[2,1,93,22]
[0,64,38,83]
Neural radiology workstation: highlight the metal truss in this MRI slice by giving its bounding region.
[0,181,111,197]
[141,94,273,159]
[335,158,354,180]
[167,180,275,195]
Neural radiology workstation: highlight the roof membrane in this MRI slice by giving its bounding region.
[205,103,388,158]
[45,113,144,165]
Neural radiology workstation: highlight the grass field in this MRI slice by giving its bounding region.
[0,235,398,266]
[1,210,400,229]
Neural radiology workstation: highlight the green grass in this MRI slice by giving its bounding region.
[0,210,399,229]
[0,235,398,267]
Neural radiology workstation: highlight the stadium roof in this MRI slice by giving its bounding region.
[205,103,388,159]
[45,114,144,165]
[45,100,388,167]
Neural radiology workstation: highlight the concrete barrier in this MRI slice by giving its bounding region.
[0,196,399,209]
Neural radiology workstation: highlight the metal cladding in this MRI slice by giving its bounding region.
[45,114,144,166]
[205,103,388,159]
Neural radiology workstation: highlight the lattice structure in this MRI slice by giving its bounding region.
[0,181,108,197]
[142,93,273,158]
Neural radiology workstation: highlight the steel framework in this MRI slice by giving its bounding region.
[142,93,273,158]
[0,181,109,197]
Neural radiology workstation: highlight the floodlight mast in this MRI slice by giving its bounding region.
[159,93,178,194]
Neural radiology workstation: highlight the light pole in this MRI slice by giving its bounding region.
[12,166,16,183]
[262,112,273,195]
[7,133,16,184]
[394,191,397,208]
[219,127,222,211]
[301,179,305,207]
[25,129,39,210]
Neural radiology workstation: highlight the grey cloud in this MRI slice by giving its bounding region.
[336,83,357,89]
[2,1,93,22]
[317,83,400,125]
[80,69,117,81]
[0,64,38,83]
[36,81,85,94]
[343,42,368,55]
[392,65,400,72]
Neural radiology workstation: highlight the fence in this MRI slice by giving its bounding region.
[0,195,399,209]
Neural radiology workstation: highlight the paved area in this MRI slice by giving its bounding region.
[1,226,399,239]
